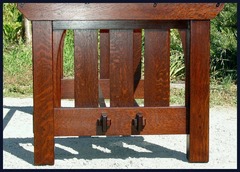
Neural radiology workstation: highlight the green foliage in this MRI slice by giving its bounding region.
[210,3,237,81]
[3,3,23,44]
[3,43,32,96]
[170,29,185,81]
[63,30,74,77]
[168,3,237,82]
[3,3,237,101]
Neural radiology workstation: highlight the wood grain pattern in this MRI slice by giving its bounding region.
[187,20,210,163]
[110,30,134,107]
[32,21,54,165]
[61,79,144,99]
[60,30,66,79]
[53,30,66,107]
[18,3,224,21]
[100,29,110,79]
[53,20,188,30]
[19,3,222,165]
[133,29,142,93]
[74,30,98,107]
[54,107,187,136]
[178,29,190,108]
[144,29,170,107]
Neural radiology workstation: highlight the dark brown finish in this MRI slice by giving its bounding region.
[18,3,224,21]
[54,107,187,136]
[61,79,145,99]
[178,29,190,111]
[132,113,146,132]
[53,20,189,30]
[144,29,170,106]
[98,85,106,107]
[32,21,54,165]
[53,30,66,107]
[187,20,210,163]
[100,29,110,79]
[133,29,142,92]
[110,30,134,107]
[60,31,66,79]
[100,29,142,96]
[74,30,98,107]
[97,113,111,132]
[18,3,223,165]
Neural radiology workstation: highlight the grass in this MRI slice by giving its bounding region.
[3,42,237,107]
[3,43,33,97]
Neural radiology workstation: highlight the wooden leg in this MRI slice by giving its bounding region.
[187,20,210,162]
[32,21,54,165]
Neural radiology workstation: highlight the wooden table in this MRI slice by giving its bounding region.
[18,3,224,165]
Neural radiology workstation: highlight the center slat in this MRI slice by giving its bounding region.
[74,30,98,107]
[110,30,134,107]
[144,29,170,107]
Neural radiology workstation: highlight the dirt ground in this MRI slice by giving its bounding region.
[3,98,237,169]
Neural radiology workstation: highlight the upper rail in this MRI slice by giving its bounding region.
[18,3,224,21]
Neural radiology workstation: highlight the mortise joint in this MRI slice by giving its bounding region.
[216,3,220,7]
[132,113,146,132]
[97,113,111,132]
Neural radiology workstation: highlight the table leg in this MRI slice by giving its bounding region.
[32,21,54,165]
[187,20,210,162]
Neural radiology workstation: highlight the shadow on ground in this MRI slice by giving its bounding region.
[3,136,187,165]
[3,105,188,165]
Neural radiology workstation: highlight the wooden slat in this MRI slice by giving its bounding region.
[110,30,134,107]
[54,107,187,136]
[133,29,142,92]
[144,29,170,107]
[18,3,224,21]
[53,20,189,30]
[53,30,66,107]
[187,20,210,163]
[178,29,190,108]
[32,21,54,165]
[100,29,142,97]
[74,30,98,107]
[60,31,66,79]
[100,29,110,79]
[61,79,144,99]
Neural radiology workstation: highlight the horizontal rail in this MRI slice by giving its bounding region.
[54,106,187,136]
[18,3,224,21]
[53,20,189,30]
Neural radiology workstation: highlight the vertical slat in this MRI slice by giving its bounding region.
[74,30,98,107]
[133,29,142,91]
[60,30,66,79]
[53,30,66,108]
[100,29,110,79]
[110,30,134,107]
[32,21,54,165]
[144,29,170,107]
[178,29,190,109]
[100,29,142,96]
[187,20,210,162]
